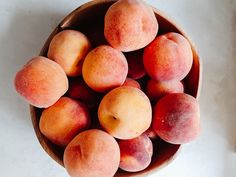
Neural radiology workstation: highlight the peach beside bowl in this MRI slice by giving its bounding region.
[30,0,201,177]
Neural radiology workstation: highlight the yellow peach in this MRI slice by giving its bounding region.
[48,30,91,76]
[98,86,152,139]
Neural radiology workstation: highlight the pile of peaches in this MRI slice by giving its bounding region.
[14,0,200,177]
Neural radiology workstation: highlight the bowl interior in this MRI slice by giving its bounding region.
[30,0,201,177]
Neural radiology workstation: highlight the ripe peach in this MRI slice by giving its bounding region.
[104,0,158,52]
[153,93,200,144]
[82,45,128,92]
[98,86,152,139]
[125,50,146,79]
[67,78,98,109]
[122,78,141,89]
[146,79,184,102]
[143,32,193,81]
[39,97,90,147]
[118,134,153,172]
[48,30,91,77]
[64,129,120,177]
[14,56,68,108]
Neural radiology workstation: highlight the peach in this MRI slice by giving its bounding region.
[98,86,152,139]
[153,93,200,144]
[144,126,158,139]
[48,30,91,77]
[82,45,128,92]
[14,56,68,108]
[64,129,120,177]
[143,32,193,81]
[68,78,98,109]
[104,0,158,52]
[126,50,146,79]
[118,134,153,172]
[122,78,141,89]
[146,79,184,102]
[39,97,90,147]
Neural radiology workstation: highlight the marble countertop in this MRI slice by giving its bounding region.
[0,0,235,176]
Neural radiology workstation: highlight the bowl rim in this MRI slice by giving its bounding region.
[30,0,201,176]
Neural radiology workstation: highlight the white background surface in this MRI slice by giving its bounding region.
[0,0,235,177]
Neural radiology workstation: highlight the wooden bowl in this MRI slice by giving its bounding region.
[30,0,201,176]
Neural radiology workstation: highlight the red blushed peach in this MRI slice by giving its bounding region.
[153,93,200,144]
[104,0,158,52]
[125,50,146,79]
[82,45,128,92]
[14,56,68,108]
[48,30,91,77]
[67,78,98,109]
[64,129,120,177]
[118,134,153,172]
[146,79,184,102]
[122,78,141,89]
[98,86,152,139]
[143,32,193,81]
[39,97,90,147]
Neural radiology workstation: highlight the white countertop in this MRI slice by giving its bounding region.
[0,0,235,177]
